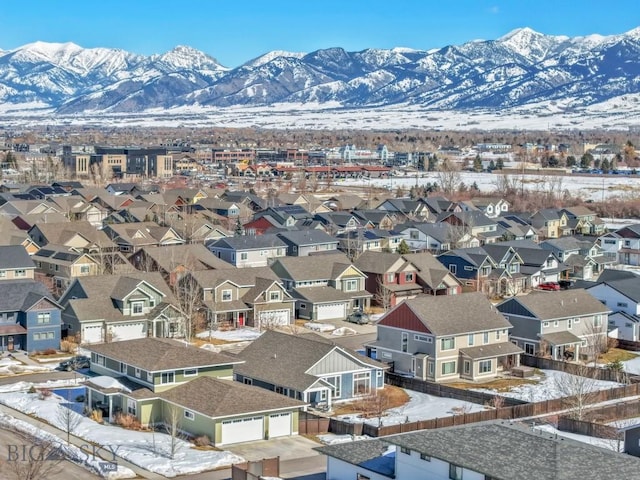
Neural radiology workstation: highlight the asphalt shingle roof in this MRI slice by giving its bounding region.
[0,245,35,269]
[498,289,610,320]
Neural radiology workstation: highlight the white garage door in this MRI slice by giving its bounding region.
[111,323,146,342]
[268,412,292,438]
[83,325,103,344]
[317,302,346,321]
[221,416,264,445]
[259,309,290,327]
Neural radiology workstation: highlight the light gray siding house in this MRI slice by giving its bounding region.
[208,234,287,268]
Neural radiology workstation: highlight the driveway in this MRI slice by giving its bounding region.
[226,435,322,462]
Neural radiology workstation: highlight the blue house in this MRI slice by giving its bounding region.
[234,330,387,409]
[0,280,62,352]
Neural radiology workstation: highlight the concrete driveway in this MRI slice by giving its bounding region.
[225,435,322,462]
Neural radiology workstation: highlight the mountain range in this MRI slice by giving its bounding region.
[1,27,639,115]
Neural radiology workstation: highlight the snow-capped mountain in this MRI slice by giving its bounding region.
[1,27,639,114]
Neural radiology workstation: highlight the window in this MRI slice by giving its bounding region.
[0,270,5,277]
[420,453,431,461]
[415,334,432,343]
[221,289,232,301]
[269,291,281,301]
[441,361,456,375]
[449,265,457,274]
[468,334,474,346]
[131,302,143,315]
[95,354,105,366]
[134,368,141,378]
[243,378,253,385]
[479,360,492,374]
[37,313,51,324]
[54,265,59,272]
[401,332,409,352]
[524,343,535,355]
[568,318,573,330]
[160,372,175,384]
[15,269,26,277]
[449,463,463,480]
[240,252,248,261]
[428,361,434,375]
[120,362,127,374]
[483,332,489,344]
[127,399,136,416]
[382,352,392,359]
[80,265,90,274]
[594,315,602,328]
[405,273,414,282]
[617,302,628,308]
[441,337,455,350]
[495,330,500,340]
[183,368,197,377]
[554,320,559,327]
[326,376,341,398]
[357,474,371,480]
[386,273,395,282]
[543,321,549,328]
[575,318,580,324]
[464,266,473,271]
[353,372,371,395]
[463,360,471,375]
[319,389,327,401]
[344,279,358,291]
[400,447,410,455]
[184,410,195,421]
[146,372,153,382]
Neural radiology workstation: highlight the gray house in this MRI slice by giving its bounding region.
[276,230,339,256]
[497,289,611,361]
[208,234,287,268]
[367,292,522,381]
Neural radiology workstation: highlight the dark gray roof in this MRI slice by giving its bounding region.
[86,337,242,372]
[382,421,640,480]
[159,376,304,418]
[315,439,394,477]
[235,330,384,392]
[0,245,35,269]
[597,269,639,283]
[459,341,523,360]
[211,233,287,250]
[0,280,59,312]
[497,289,610,320]
[542,331,583,346]
[383,292,511,336]
[276,230,338,246]
[593,278,640,303]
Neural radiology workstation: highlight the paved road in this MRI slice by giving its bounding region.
[0,371,82,388]
[0,425,100,480]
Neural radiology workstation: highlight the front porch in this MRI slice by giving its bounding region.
[541,331,583,361]
[458,342,524,381]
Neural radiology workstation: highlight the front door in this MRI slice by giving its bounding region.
[8,336,14,351]
[238,313,244,327]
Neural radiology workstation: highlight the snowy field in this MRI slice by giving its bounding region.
[0,357,54,375]
[196,327,262,342]
[0,387,244,477]
[534,423,624,452]
[474,369,622,402]
[340,171,640,202]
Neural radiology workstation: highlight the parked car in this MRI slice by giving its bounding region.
[558,279,574,290]
[538,282,561,291]
[58,355,90,371]
[345,311,370,325]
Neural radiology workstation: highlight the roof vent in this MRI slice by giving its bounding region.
[560,300,564,306]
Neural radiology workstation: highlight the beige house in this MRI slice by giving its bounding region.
[33,244,100,293]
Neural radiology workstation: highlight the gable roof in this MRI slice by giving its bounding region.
[590,278,640,303]
[134,244,232,272]
[402,252,457,289]
[270,253,354,282]
[354,251,408,274]
[86,337,242,371]
[276,230,338,246]
[0,280,60,312]
[30,220,114,248]
[497,289,610,320]
[235,330,384,392]
[379,292,510,336]
[210,233,287,251]
[159,376,304,418]
[0,245,35,269]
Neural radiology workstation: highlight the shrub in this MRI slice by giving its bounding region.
[42,348,57,356]
[193,435,211,447]
[90,409,103,424]
[38,388,52,400]
[114,413,142,430]
[27,385,37,394]
[60,338,78,353]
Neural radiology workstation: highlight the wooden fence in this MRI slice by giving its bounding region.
[520,354,629,382]
[558,417,620,440]
[324,376,640,438]
[298,411,330,435]
[617,339,640,352]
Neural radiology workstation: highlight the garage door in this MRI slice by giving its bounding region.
[268,412,292,438]
[111,323,146,342]
[221,416,264,445]
[259,309,290,327]
[83,325,103,344]
[317,302,346,321]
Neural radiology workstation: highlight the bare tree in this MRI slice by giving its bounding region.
[553,366,599,420]
[174,273,202,342]
[163,403,183,460]
[375,276,393,312]
[582,320,608,366]
[436,159,461,194]
[55,396,83,445]
[0,427,64,480]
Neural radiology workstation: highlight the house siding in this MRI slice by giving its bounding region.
[24,308,61,352]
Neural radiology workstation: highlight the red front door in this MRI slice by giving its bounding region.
[238,313,244,327]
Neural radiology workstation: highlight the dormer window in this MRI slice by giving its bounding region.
[131,301,143,315]
[221,290,232,302]
[269,291,281,302]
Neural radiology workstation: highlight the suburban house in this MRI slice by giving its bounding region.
[366,292,522,381]
[59,272,184,343]
[355,251,424,308]
[185,267,295,328]
[540,236,614,280]
[438,211,502,245]
[102,221,185,253]
[0,280,62,352]
[599,224,640,266]
[270,253,371,321]
[466,197,510,218]
[0,245,36,281]
[499,241,565,288]
[84,337,305,445]
[495,215,539,242]
[32,244,101,293]
[497,289,611,361]
[317,421,640,480]
[585,277,640,317]
[235,330,386,409]
[46,196,108,227]
[529,209,570,239]
[560,206,606,236]
[276,230,339,256]
[207,234,287,268]
[129,243,231,286]
[28,220,117,253]
[402,252,462,295]
[436,248,501,294]
[398,222,470,253]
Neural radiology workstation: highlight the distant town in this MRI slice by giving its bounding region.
[1,128,640,479]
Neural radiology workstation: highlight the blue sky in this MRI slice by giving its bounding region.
[2,0,639,67]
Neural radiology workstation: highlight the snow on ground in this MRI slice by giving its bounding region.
[331,327,357,336]
[317,433,371,445]
[534,423,624,452]
[0,379,82,393]
[338,389,486,426]
[196,327,262,342]
[0,357,54,375]
[305,322,335,332]
[622,355,640,375]
[0,411,136,479]
[474,369,622,402]
[0,391,244,477]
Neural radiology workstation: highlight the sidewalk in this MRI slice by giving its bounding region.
[0,402,168,480]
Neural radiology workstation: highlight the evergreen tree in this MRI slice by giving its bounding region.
[566,156,577,167]
[428,154,437,172]
[496,158,504,170]
[601,158,610,173]
[471,181,479,191]
[473,155,482,172]
[234,218,244,237]
[396,239,410,255]
[580,153,593,169]
[488,160,496,172]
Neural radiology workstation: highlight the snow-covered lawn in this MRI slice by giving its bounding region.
[0,411,136,479]
[304,322,335,333]
[622,355,640,375]
[0,389,244,477]
[317,433,370,445]
[337,389,486,426]
[474,369,622,402]
[0,357,53,375]
[534,423,623,452]
[196,327,262,342]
